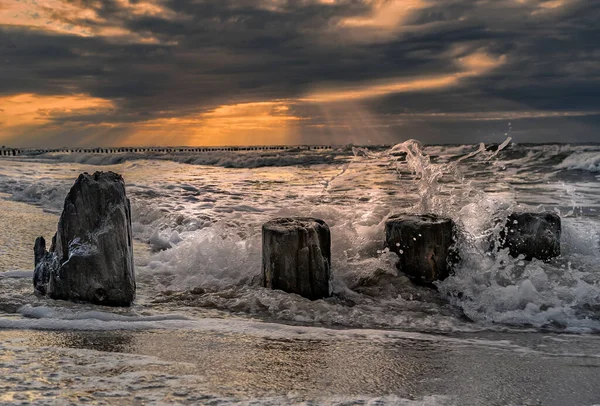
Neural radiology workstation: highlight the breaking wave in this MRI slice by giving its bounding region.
[2,141,600,332]
[21,148,352,168]
[555,151,600,173]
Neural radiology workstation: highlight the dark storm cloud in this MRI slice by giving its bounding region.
[1,0,599,145]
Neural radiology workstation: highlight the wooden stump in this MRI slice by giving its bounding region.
[385,214,456,285]
[262,217,331,300]
[501,212,561,261]
[33,171,136,306]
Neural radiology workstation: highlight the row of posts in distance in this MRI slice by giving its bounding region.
[0,145,333,156]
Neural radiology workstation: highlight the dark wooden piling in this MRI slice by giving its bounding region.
[262,217,332,300]
[500,212,561,261]
[385,214,457,285]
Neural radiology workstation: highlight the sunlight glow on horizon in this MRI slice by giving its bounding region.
[118,101,302,147]
[0,93,115,142]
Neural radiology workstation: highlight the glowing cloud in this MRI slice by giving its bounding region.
[0,0,178,42]
[334,0,428,43]
[340,0,426,29]
[0,93,115,143]
[120,101,302,146]
[513,0,571,14]
[301,52,506,103]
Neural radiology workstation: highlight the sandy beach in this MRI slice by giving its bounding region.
[2,327,600,405]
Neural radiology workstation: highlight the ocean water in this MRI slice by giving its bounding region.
[1,141,600,404]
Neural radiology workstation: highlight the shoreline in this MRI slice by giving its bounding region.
[1,327,600,405]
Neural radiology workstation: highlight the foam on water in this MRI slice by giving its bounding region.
[556,150,600,172]
[384,140,600,331]
[0,304,545,349]
[0,303,477,344]
[23,148,351,168]
[390,141,600,332]
[2,142,600,332]
[141,223,262,290]
[0,270,33,279]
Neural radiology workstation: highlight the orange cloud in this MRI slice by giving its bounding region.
[301,51,506,103]
[1,0,96,36]
[0,0,178,43]
[0,94,304,147]
[119,101,302,146]
[0,93,115,142]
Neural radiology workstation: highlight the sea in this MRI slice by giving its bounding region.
[1,140,600,405]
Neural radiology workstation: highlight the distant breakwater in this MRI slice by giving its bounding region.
[0,145,334,157]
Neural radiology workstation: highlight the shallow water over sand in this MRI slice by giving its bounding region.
[1,328,600,405]
[1,143,600,403]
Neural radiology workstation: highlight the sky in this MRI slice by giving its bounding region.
[0,0,599,147]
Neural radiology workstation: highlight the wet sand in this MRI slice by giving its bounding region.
[0,194,58,272]
[1,328,600,405]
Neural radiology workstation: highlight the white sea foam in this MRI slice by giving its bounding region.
[2,142,600,332]
[345,139,600,331]
[141,224,262,290]
[0,270,33,278]
[556,151,600,172]
[9,182,68,212]
[18,304,189,321]
[0,305,519,345]
[385,141,600,331]
[26,148,351,168]
[8,305,599,363]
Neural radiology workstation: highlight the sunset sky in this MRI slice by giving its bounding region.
[1,0,598,147]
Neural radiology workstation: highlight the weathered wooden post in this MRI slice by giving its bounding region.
[501,212,561,260]
[385,214,456,285]
[33,171,136,306]
[262,217,332,300]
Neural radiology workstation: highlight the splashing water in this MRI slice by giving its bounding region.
[352,138,600,331]
[2,141,600,332]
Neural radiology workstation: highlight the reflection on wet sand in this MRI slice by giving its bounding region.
[2,328,600,404]
[198,336,447,397]
[0,194,58,272]
[41,330,135,353]
[4,329,449,399]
